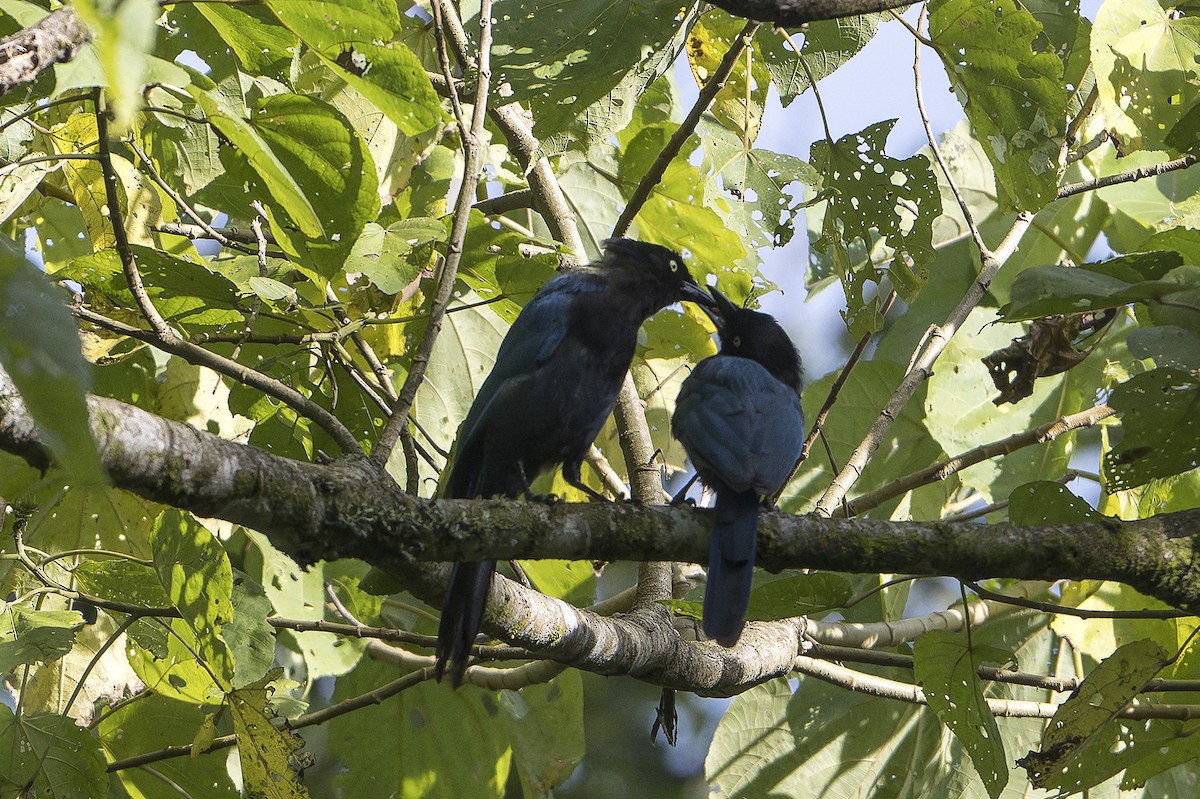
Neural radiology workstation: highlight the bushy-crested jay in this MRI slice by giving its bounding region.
[435,238,711,685]
[673,286,804,646]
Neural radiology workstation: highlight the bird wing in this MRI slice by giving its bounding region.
[674,356,805,496]
[456,274,598,443]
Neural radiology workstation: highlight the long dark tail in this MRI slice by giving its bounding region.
[703,488,759,647]
[434,560,495,686]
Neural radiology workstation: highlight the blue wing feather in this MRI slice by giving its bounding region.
[674,356,804,496]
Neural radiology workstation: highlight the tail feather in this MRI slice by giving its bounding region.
[435,560,495,686]
[703,488,759,647]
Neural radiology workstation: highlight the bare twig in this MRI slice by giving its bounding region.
[844,405,1115,517]
[1057,154,1199,200]
[372,0,494,467]
[612,20,761,237]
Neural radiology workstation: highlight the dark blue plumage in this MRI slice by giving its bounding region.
[673,287,804,647]
[435,238,710,685]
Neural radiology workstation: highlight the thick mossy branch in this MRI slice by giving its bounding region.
[3,374,1200,610]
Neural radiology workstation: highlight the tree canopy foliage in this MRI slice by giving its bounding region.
[0,0,1199,796]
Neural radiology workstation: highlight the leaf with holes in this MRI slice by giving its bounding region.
[810,119,942,335]
[929,0,1065,209]
[1104,368,1200,490]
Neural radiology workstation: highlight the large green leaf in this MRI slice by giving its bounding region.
[0,248,103,484]
[1091,0,1200,154]
[1020,639,1171,791]
[0,707,108,798]
[1104,367,1200,490]
[810,120,942,335]
[328,657,511,798]
[758,15,882,107]
[264,0,444,136]
[151,510,235,689]
[930,0,1066,209]
[0,607,84,674]
[58,246,244,327]
[481,0,682,153]
[1000,254,1192,321]
[500,672,585,796]
[99,693,239,797]
[247,93,381,281]
[228,670,307,798]
[914,630,1010,798]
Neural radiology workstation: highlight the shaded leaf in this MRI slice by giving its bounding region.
[1104,367,1200,490]
[930,0,1065,208]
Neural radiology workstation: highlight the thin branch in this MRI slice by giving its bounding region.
[806,643,1200,694]
[613,20,761,237]
[105,669,433,772]
[775,290,896,504]
[963,580,1190,620]
[95,92,172,339]
[814,211,1036,517]
[72,304,363,454]
[372,0,494,467]
[793,656,1200,720]
[912,7,989,259]
[844,405,1115,517]
[1057,154,1199,201]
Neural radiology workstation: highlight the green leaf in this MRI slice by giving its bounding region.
[1104,367,1200,490]
[0,248,104,484]
[710,607,1058,797]
[151,509,235,689]
[228,670,308,798]
[223,572,277,688]
[247,93,381,281]
[414,295,510,489]
[0,607,84,673]
[1008,481,1101,524]
[930,0,1066,208]
[72,559,172,608]
[688,10,769,141]
[758,16,882,107]
[914,630,1010,798]
[1128,326,1200,369]
[810,120,942,335]
[99,693,238,797]
[74,0,158,130]
[519,560,596,607]
[699,119,819,249]
[482,0,682,153]
[0,707,108,798]
[999,254,1190,321]
[58,246,244,327]
[239,530,370,679]
[745,573,853,621]
[188,86,322,238]
[346,219,444,295]
[500,672,585,796]
[1090,0,1200,154]
[264,0,444,136]
[329,658,511,798]
[1020,639,1171,791]
[194,2,296,78]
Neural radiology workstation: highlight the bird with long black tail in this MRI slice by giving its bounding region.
[435,238,712,686]
[673,286,805,647]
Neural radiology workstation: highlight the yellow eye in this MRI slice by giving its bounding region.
[732,336,742,348]
[669,259,681,273]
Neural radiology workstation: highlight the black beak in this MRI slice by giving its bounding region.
[679,279,716,310]
[696,284,737,331]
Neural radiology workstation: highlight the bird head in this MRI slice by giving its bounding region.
[701,285,804,393]
[599,238,712,311]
